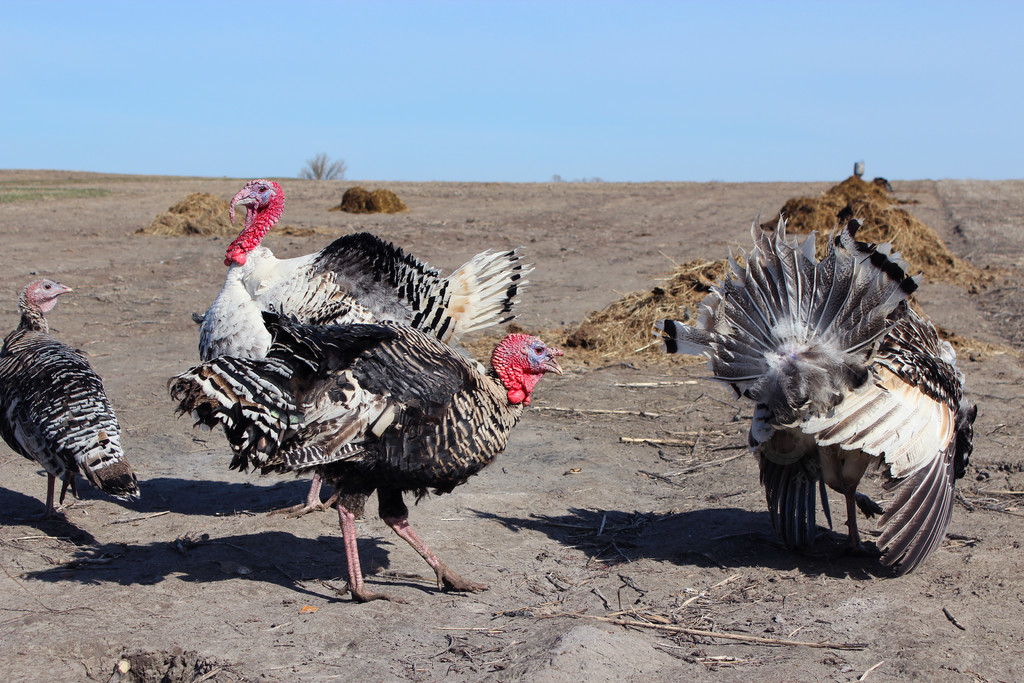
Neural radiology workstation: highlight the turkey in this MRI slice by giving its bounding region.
[171,315,562,601]
[656,218,976,575]
[199,179,532,515]
[0,280,139,517]
[199,179,531,361]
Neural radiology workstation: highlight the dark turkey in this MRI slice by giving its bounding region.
[199,179,531,515]
[0,280,139,516]
[171,314,562,601]
[656,218,976,574]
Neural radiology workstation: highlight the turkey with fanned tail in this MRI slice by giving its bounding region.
[170,314,562,601]
[656,218,976,575]
[197,179,532,515]
[0,280,139,517]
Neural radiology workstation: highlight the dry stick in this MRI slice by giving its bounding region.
[942,607,967,631]
[193,668,223,683]
[621,437,692,446]
[533,407,669,418]
[859,660,886,681]
[552,614,866,650]
[106,510,170,525]
[665,452,746,476]
[614,381,699,387]
[679,573,742,608]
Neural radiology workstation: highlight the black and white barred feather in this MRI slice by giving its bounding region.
[657,217,975,575]
[199,232,531,361]
[0,311,139,505]
[174,315,525,493]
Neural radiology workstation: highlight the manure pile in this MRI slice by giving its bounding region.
[564,259,728,360]
[331,186,408,214]
[566,176,992,361]
[762,175,984,288]
[138,193,235,236]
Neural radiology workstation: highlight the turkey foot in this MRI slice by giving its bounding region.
[383,515,488,593]
[269,473,340,517]
[855,492,884,518]
[347,583,407,604]
[434,562,488,593]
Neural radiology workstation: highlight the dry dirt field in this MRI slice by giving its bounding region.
[0,170,1023,682]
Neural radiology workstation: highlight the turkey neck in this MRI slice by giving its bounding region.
[224,195,284,266]
[16,295,47,334]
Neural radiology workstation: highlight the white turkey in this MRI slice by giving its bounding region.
[199,179,531,361]
[199,179,532,515]
[171,314,562,601]
[656,218,976,575]
[0,279,139,517]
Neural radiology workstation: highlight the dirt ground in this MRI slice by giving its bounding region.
[1,171,1023,682]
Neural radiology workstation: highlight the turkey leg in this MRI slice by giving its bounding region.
[336,503,404,603]
[381,515,488,593]
[270,472,341,518]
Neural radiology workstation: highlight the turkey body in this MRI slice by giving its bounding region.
[198,180,530,514]
[199,181,529,362]
[657,218,976,575]
[172,315,562,601]
[0,280,139,516]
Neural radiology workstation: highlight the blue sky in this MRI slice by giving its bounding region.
[2,1,1022,182]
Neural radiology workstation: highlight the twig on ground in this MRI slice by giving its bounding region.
[942,607,967,631]
[533,407,668,417]
[544,613,867,650]
[859,660,886,680]
[614,381,699,387]
[106,510,170,525]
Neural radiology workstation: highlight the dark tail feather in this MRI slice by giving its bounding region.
[759,456,820,550]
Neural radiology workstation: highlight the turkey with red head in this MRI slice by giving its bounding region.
[0,280,139,516]
[197,179,532,515]
[171,315,562,601]
[656,218,976,575]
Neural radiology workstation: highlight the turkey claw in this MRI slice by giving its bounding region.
[268,501,329,518]
[349,584,407,604]
[437,565,488,593]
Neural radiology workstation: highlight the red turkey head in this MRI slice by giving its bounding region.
[491,334,563,405]
[224,179,285,266]
[21,279,73,314]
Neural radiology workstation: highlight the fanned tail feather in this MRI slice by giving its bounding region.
[759,456,822,550]
[658,217,920,422]
[413,249,532,344]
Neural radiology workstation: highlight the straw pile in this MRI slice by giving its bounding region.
[563,176,994,361]
[762,175,985,288]
[564,259,729,359]
[332,186,408,214]
[138,193,235,236]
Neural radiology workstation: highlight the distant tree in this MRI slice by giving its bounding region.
[550,174,564,183]
[299,153,347,180]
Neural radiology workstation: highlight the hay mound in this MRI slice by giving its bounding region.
[565,259,729,358]
[762,175,984,287]
[332,186,408,214]
[138,193,235,236]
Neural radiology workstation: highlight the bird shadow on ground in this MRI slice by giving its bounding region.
[0,484,100,545]
[473,506,892,580]
[19,529,454,602]
[128,477,325,517]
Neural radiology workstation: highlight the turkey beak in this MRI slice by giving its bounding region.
[229,196,255,225]
[54,283,73,297]
[542,347,564,375]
